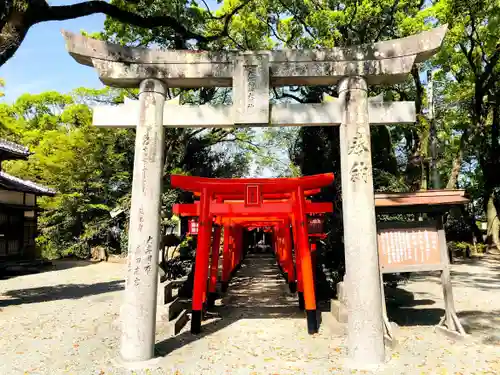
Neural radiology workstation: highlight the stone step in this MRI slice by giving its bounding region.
[336,281,347,304]
[169,276,188,288]
[330,299,348,323]
[172,287,179,299]
[166,309,189,336]
[156,297,184,322]
[158,280,181,305]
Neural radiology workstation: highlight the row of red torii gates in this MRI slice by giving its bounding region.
[171,172,335,334]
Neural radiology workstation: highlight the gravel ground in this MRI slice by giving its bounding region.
[0,255,499,375]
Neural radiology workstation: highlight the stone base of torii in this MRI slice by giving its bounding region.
[61,25,447,369]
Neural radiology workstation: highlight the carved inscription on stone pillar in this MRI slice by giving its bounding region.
[127,235,154,287]
[349,161,370,183]
[347,128,369,155]
[233,52,270,126]
[348,127,371,183]
[246,66,257,109]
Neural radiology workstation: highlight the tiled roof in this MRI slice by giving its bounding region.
[0,139,30,158]
[0,171,56,196]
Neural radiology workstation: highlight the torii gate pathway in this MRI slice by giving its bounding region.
[156,253,347,374]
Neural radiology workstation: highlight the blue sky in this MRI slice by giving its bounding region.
[1,3,107,102]
[0,0,223,103]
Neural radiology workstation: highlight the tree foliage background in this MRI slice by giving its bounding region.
[0,87,252,258]
[0,0,499,284]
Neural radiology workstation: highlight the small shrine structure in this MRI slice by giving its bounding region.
[0,140,56,263]
[332,190,470,342]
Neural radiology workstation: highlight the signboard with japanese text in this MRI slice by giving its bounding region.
[308,216,324,234]
[377,221,443,273]
[188,218,199,235]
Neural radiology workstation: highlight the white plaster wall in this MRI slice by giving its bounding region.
[24,211,35,218]
[0,190,25,205]
[25,194,35,206]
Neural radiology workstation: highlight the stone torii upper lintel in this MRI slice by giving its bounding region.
[61,25,447,88]
[61,26,447,66]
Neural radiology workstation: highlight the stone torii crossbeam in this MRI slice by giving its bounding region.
[92,94,415,127]
[61,25,447,369]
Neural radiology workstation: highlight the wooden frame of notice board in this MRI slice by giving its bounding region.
[375,190,469,342]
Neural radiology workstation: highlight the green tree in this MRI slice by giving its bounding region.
[433,0,500,249]
[0,86,253,258]
[0,89,135,257]
[212,0,499,257]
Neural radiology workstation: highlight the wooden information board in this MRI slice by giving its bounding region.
[377,221,444,273]
[372,191,469,339]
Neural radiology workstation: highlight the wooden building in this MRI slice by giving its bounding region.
[0,140,55,262]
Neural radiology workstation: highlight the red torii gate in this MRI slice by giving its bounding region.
[170,173,334,335]
[175,193,332,295]
[178,205,329,296]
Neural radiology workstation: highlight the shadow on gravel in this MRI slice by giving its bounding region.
[0,259,100,281]
[458,309,500,345]
[384,286,442,326]
[409,256,500,292]
[384,285,500,345]
[0,279,124,307]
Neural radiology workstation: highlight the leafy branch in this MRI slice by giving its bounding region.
[0,0,252,66]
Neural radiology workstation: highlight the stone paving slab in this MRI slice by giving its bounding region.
[0,256,499,374]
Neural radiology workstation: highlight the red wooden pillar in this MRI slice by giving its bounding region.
[278,224,286,273]
[232,227,239,275]
[295,187,318,334]
[229,227,236,274]
[284,221,296,292]
[292,215,304,307]
[191,188,213,334]
[234,226,242,271]
[221,224,231,292]
[272,225,280,268]
[310,241,317,286]
[280,226,289,278]
[207,225,221,308]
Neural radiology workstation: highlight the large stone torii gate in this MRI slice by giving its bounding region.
[62,25,447,369]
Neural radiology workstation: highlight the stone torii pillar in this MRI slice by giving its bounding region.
[118,78,167,363]
[338,76,385,365]
[61,25,446,369]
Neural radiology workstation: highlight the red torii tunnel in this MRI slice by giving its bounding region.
[171,173,334,335]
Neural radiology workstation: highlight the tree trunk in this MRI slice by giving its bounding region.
[481,93,500,254]
[486,192,500,252]
[459,205,484,244]
[420,157,428,190]
[446,148,463,189]
[405,66,427,191]
[445,125,471,190]
[0,6,34,67]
